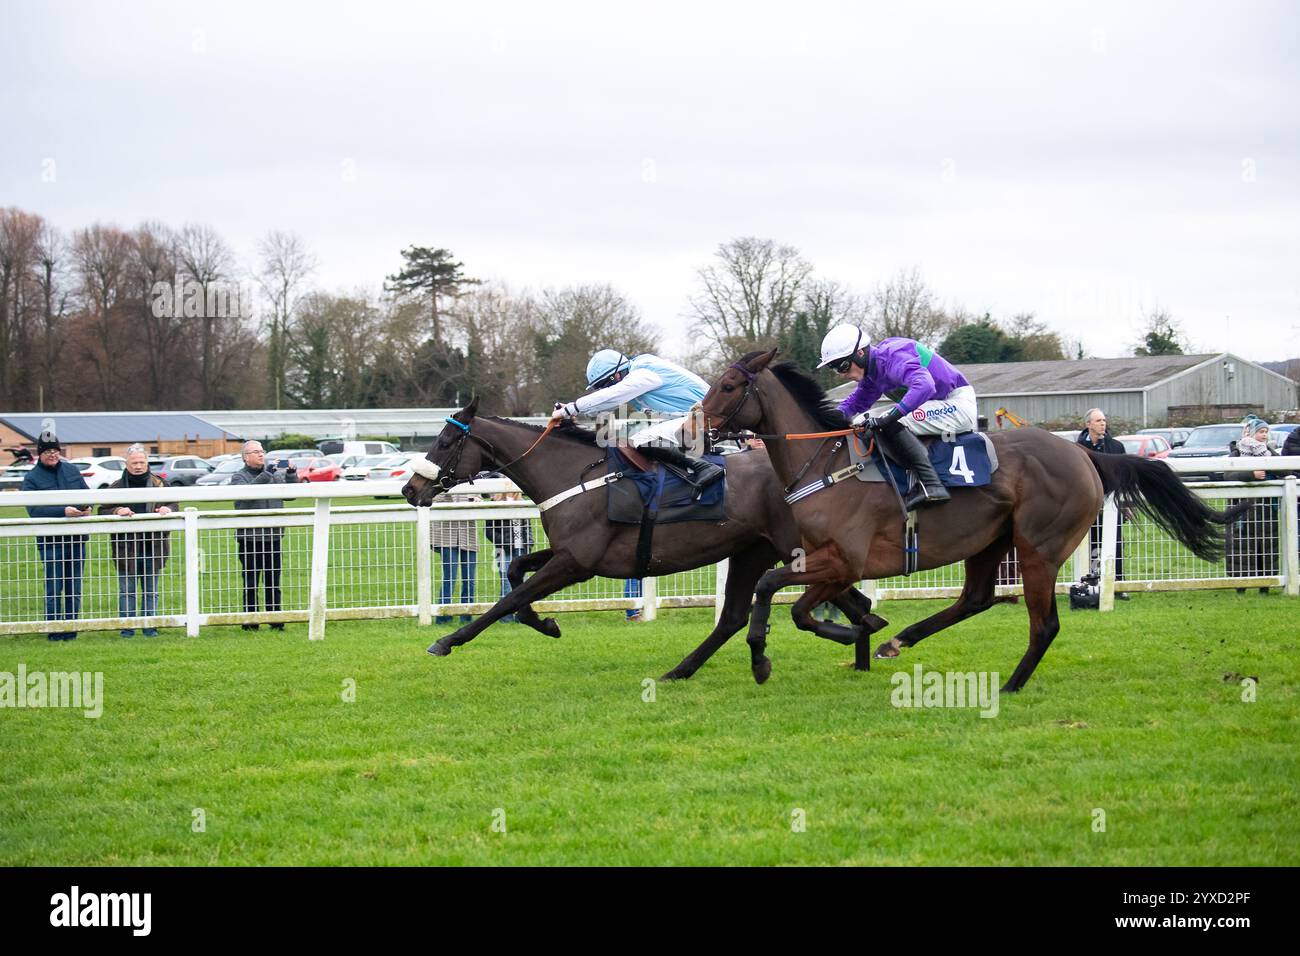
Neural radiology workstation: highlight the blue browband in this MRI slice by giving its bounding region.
[444,417,470,434]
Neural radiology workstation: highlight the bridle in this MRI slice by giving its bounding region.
[705,362,760,443]
[427,415,557,494]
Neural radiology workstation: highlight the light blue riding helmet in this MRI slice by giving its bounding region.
[585,349,630,390]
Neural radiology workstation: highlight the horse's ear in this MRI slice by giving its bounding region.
[747,348,779,373]
[462,395,479,418]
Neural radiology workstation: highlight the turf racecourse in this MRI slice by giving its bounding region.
[1,591,1295,866]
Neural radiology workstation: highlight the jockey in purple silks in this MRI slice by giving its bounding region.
[819,324,979,510]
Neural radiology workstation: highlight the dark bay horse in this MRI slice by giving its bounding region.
[400,397,883,680]
[700,350,1244,692]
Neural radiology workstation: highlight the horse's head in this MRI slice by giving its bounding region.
[701,348,777,438]
[402,397,486,507]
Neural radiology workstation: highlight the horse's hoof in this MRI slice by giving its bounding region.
[660,669,692,682]
[752,657,772,684]
[874,641,900,659]
[427,642,450,657]
[540,618,561,639]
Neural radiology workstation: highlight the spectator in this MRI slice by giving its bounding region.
[432,489,480,624]
[625,578,643,621]
[229,441,298,631]
[1077,408,1130,599]
[98,444,176,637]
[484,491,533,624]
[1283,424,1300,464]
[1226,418,1277,595]
[21,430,91,641]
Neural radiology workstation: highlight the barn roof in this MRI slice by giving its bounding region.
[1,412,230,444]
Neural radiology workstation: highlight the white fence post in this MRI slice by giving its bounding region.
[862,579,879,610]
[184,506,201,637]
[641,576,658,621]
[1283,476,1299,597]
[415,505,432,625]
[1071,535,1090,582]
[713,558,729,624]
[308,497,331,641]
[1099,495,1118,612]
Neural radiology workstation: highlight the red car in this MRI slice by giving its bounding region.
[1116,435,1171,459]
[290,456,342,482]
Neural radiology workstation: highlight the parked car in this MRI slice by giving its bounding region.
[68,456,127,490]
[0,463,34,491]
[150,455,215,486]
[1268,422,1298,452]
[342,454,404,480]
[1116,435,1171,459]
[1050,430,1078,442]
[265,448,320,464]
[1137,427,1191,448]
[1165,423,1244,480]
[318,440,401,458]
[325,452,364,471]
[195,458,246,486]
[291,457,342,482]
[206,453,241,468]
[365,454,427,482]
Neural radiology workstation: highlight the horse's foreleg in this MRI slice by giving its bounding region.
[504,548,562,637]
[428,552,592,657]
[661,544,775,681]
[1001,544,1062,693]
[745,544,857,684]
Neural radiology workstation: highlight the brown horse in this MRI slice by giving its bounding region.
[700,350,1245,692]
[400,397,883,680]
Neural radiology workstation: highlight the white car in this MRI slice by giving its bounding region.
[342,454,404,481]
[68,456,128,490]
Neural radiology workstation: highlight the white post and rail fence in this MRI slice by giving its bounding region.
[1,458,1296,639]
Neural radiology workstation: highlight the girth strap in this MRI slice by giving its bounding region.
[784,461,867,505]
[536,472,623,513]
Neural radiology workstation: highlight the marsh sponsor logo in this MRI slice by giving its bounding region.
[0,666,103,718]
[890,664,999,718]
[50,886,151,936]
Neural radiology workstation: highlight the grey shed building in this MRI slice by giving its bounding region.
[828,353,1297,428]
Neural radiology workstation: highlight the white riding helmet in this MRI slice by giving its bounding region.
[816,324,868,369]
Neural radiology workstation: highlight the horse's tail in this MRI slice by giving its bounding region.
[1083,450,1249,562]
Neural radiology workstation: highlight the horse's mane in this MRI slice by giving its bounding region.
[738,353,848,431]
[483,416,604,446]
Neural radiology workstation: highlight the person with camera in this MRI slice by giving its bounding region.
[229,441,299,631]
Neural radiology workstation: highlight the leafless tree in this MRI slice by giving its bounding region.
[72,224,133,408]
[687,237,812,361]
[176,223,236,407]
[257,231,316,409]
[867,267,956,344]
[33,222,71,408]
[0,208,43,406]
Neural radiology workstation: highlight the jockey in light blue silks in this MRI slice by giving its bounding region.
[549,349,723,487]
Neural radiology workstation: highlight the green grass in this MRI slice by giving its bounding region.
[1,590,1296,865]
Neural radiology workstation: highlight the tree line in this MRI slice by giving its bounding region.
[2,207,1185,417]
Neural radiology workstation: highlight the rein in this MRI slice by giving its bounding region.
[430,416,557,493]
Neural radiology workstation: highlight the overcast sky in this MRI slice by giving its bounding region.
[3,0,1297,364]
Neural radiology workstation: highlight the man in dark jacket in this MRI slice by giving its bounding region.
[1076,408,1130,599]
[228,441,298,631]
[21,431,92,640]
[1283,427,1300,470]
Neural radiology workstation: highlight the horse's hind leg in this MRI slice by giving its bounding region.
[1001,546,1062,693]
[828,587,889,669]
[505,549,562,638]
[874,532,1011,660]
[661,543,776,681]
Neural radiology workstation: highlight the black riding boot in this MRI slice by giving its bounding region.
[637,444,724,488]
[876,422,950,510]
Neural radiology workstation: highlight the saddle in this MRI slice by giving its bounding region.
[605,448,727,579]
[850,430,998,488]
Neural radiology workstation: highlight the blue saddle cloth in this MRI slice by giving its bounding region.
[873,431,995,489]
[607,449,727,524]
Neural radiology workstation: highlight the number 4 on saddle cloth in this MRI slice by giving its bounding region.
[606,447,727,525]
[850,430,999,489]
